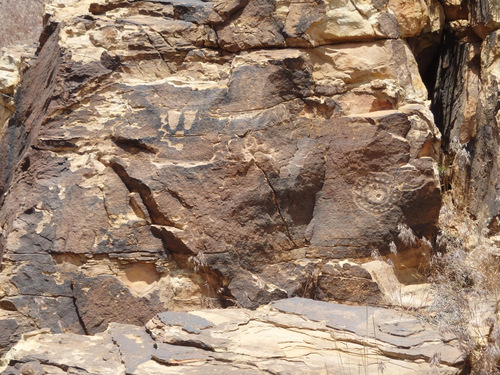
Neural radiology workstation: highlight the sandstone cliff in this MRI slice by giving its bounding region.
[0,0,499,373]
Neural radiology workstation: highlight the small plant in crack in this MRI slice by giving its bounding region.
[429,351,441,369]
[188,251,221,309]
[389,241,397,255]
[188,251,207,273]
[397,223,418,246]
[371,248,382,261]
[456,147,471,167]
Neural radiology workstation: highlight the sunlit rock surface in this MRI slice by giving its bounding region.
[0,0,447,362]
[0,298,463,375]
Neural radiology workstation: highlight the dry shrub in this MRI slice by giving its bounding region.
[430,229,500,374]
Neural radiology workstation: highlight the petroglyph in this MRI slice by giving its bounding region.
[167,110,197,132]
[353,172,396,215]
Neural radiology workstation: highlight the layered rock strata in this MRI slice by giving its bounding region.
[0,298,464,375]
[0,0,445,356]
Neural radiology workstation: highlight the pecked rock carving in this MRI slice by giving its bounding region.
[0,0,445,358]
[353,172,396,215]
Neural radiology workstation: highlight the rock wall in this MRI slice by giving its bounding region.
[0,0,447,356]
[433,0,500,239]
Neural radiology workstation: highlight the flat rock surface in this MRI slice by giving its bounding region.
[1,298,464,375]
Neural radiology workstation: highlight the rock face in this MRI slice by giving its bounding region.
[0,0,44,49]
[0,0,445,358]
[432,0,500,237]
[0,0,45,145]
[0,298,464,375]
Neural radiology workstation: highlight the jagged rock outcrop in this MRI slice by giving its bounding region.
[433,0,500,239]
[0,0,446,358]
[0,298,464,374]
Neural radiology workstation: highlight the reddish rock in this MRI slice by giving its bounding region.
[0,0,442,354]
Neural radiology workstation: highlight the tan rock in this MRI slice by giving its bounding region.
[0,0,44,131]
[0,298,464,374]
[307,39,428,110]
[0,50,22,129]
[0,330,125,375]
[363,260,434,308]
[285,0,401,45]
[212,0,405,48]
[388,0,429,37]
[405,0,444,84]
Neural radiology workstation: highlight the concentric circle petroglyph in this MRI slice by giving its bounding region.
[353,173,395,214]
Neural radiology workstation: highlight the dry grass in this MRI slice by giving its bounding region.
[370,203,500,373]
[428,201,500,374]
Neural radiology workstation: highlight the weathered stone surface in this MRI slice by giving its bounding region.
[316,261,383,304]
[0,312,36,355]
[0,298,464,374]
[469,0,500,39]
[441,0,469,21]
[270,298,457,352]
[72,275,166,334]
[212,0,403,48]
[102,323,156,374]
[468,29,500,222]
[388,0,431,37]
[425,7,500,372]
[433,8,500,232]
[406,0,444,89]
[1,330,125,375]
[0,51,23,130]
[0,0,444,355]
[363,259,434,308]
[1,296,83,334]
[0,0,44,185]
[433,24,481,152]
[0,0,44,49]
[6,0,500,373]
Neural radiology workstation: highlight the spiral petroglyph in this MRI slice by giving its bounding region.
[353,173,395,214]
